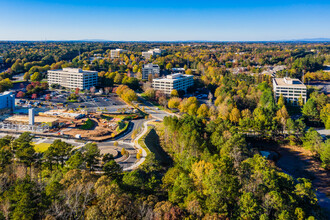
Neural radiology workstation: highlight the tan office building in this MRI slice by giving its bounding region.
[152,73,194,95]
[47,68,98,90]
[142,48,165,59]
[110,49,127,58]
[272,77,307,105]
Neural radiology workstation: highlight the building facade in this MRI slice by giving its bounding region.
[272,77,307,105]
[142,48,165,59]
[142,64,160,80]
[172,68,186,74]
[47,68,98,90]
[0,91,15,111]
[110,49,128,58]
[152,73,194,95]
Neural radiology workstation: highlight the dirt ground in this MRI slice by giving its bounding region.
[250,139,330,196]
[276,145,330,195]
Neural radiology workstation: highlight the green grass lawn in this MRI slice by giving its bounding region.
[33,142,51,152]
[116,121,129,133]
[79,118,94,130]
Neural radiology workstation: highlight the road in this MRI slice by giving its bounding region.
[2,91,173,171]
[137,95,173,120]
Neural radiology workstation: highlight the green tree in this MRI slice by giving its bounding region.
[275,105,289,132]
[239,192,260,219]
[320,139,330,169]
[302,99,319,122]
[9,179,41,220]
[114,73,123,84]
[30,72,42,82]
[82,143,100,170]
[103,160,122,179]
[166,63,173,70]
[320,104,330,128]
[0,146,12,172]
[303,128,323,154]
[14,133,35,175]
[65,151,85,170]
[44,139,73,171]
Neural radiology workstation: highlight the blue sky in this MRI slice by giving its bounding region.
[1,0,330,41]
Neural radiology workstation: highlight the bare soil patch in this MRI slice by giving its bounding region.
[250,139,330,196]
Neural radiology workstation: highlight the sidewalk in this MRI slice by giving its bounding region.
[123,119,154,171]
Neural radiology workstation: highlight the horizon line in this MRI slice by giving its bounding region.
[1,38,330,43]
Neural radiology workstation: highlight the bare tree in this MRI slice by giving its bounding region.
[90,86,96,96]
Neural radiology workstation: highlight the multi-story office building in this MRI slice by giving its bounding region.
[47,68,98,90]
[0,91,15,111]
[152,73,194,95]
[172,68,186,74]
[142,63,160,80]
[272,77,307,105]
[142,48,165,59]
[110,49,128,58]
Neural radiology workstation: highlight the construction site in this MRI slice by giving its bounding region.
[0,108,142,141]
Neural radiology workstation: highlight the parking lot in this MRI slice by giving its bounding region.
[16,90,129,113]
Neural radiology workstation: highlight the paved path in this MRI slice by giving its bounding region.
[137,95,176,120]
[123,119,154,171]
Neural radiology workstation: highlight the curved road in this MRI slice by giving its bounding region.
[98,95,174,170]
[97,118,147,170]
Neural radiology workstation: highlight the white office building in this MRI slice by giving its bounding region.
[0,91,15,111]
[152,73,194,95]
[142,48,165,59]
[110,49,128,58]
[142,63,160,80]
[273,77,307,105]
[47,68,98,90]
[172,68,186,74]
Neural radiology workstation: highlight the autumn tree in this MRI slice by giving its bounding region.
[170,89,179,97]
[30,72,42,82]
[229,107,241,124]
[197,104,209,118]
[16,91,25,98]
[168,97,181,109]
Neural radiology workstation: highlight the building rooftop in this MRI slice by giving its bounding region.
[1,91,12,95]
[153,73,193,82]
[112,48,127,52]
[172,68,185,71]
[143,63,159,68]
[273,77,306,88]
[48,68,97,74]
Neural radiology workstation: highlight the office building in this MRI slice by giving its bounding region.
[47,68,98,90]
[272,77,307,105]
[142,48,165,59]
[0,91,15,111]
[142,63,160,80]
[172,68,186,74]
[110,49,127,58]
[152,73,194,95]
